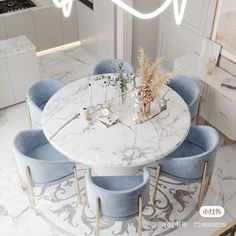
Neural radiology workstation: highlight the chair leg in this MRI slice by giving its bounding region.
[73,167,81,204]
[197,162,208,210]
[25,167,37,215]
[152,165,160,205]
[96,197,100,236]
[196,96,202,125]
[25,99,32,129]
[138,197,142,236]
[208,172,213,186]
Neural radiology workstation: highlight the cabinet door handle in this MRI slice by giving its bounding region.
[201,97,207,102]
[222,94,232,102]
[218,110,229,119]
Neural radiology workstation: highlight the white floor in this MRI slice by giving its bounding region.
[0,46,235,236]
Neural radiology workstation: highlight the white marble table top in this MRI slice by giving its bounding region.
[42,74,191,169]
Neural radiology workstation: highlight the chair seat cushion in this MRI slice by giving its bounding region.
[166,140,205,159]
[92,175,143,191]
[27,143,69,162]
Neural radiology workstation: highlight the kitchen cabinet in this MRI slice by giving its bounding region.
[0,18,7,41]
[60,2,79,44]
[0,58,15,108]
[0,36,40,109]
[33,6,64,51]
[3,11,37,47]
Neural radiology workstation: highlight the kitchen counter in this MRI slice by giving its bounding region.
[0,35,35,57]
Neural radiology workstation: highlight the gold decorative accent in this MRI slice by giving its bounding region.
[196,96,203,125]
[217,110,229,119]
[96,197,100,236]
[25,166,37,215]
[138,196,142,236]
[152,165,161,205]
[25,99,32,129]
[73,167,81,204]
[197,162,208,210]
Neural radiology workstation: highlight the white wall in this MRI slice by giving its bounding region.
[156,0,217,69]
[131,0,159,68]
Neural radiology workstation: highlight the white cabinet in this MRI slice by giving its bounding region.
[0,36,40,109]
[61,1,79,44]
[3,11,37,47]
[0,18,7,41]
[0,58,15,108]
[174,53,236,141]
[33,7,64,51]
[77,0,115,59]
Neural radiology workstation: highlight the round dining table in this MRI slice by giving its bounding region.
[42,74,191,176]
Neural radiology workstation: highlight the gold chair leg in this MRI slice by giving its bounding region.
[208,172,213,186]
[138,197,142,236]
[25,167,37,215]
[197,162,208,210]
[96,197,100,236]
[73,167,81,204]
[196,96,202,125]
[152,166,160,205]
[26,99,32,129]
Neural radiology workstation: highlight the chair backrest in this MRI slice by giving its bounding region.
[160,126,219,182]
[13,129,74,187]
[168,76,200,120]
[86,168,150,221]
[27,78,64,127]
[92,59,134,75]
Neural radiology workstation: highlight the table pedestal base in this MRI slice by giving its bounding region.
[93,166,141,176]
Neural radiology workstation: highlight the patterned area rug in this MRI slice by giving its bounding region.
[33,167,199,236]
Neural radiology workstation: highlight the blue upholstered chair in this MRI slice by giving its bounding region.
[152,126,219,209]
[168,76,200,121]
[26,78,64,128]
[92,59,134,75]
[13,129,81,214]
[86,168,150,236]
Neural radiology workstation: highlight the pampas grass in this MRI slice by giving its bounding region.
[137,47,172,103]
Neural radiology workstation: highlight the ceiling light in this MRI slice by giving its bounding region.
[112,0,187,25]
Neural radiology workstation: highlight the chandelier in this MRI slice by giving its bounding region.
[53,0,187,26]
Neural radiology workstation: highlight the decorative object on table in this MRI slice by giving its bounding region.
[212,0,236,63]
[152,126,219,209]
[96,112,119,128]
[13,129,83,215]
[86,167,150,236]
[95,64,136,105]
[92,59,134,76]
[27,78,64,129]
[135,48,171,123]
[80,107,90,121]
[168,76,200,122]
[88,82,92,106]
[200,38,221,75]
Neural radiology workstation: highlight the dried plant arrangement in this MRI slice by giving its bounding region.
[135,47,172,123]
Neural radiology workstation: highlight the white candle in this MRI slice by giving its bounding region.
[81,107,89,121]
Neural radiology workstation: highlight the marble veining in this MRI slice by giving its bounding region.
[42,75,191,168]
